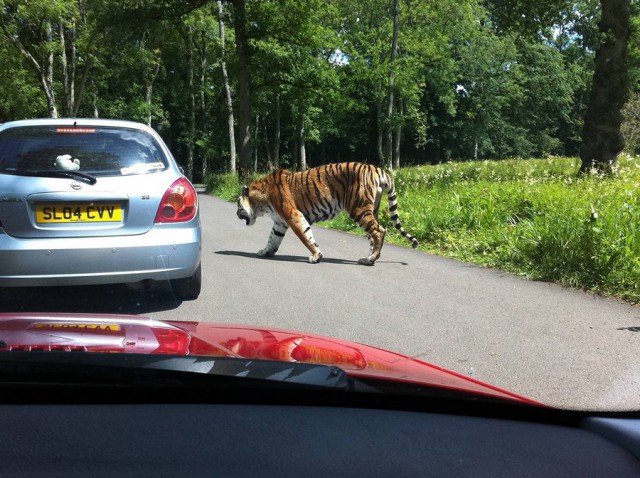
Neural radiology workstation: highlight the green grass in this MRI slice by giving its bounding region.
[205,172,245,201]
[207,156,640,303]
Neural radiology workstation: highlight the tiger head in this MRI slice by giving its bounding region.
[237,183,270,226]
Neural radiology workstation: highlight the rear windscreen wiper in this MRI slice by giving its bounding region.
[14,170,97,185]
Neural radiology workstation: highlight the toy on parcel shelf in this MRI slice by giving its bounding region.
[54,154,81,171]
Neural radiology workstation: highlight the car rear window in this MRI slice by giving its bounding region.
[0,126,168,177]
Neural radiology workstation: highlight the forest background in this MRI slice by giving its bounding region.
[1,0,639,182]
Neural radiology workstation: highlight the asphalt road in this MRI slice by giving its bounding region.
[2,193,640,411]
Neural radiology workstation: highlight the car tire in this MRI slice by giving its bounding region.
[170,264,201,301]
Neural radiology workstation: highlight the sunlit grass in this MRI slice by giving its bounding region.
[348,156,640,302]
[205,172,244,201]
[207,156,640,303]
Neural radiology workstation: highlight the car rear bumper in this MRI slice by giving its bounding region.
[0,225,201,287]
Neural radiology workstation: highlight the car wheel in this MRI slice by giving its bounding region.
[170,264,201,301]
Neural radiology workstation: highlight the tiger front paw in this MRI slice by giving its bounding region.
[308,251,323,264]
[358,256,376,266]
[257,248,275,257]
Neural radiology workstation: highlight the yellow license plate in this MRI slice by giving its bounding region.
[36,204,123,223]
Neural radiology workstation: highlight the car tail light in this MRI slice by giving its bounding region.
[151,328,190,354]
[155,178,198,223]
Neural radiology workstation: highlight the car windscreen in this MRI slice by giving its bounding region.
[0,126,168,177]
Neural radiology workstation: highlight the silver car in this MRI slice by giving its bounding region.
[0,119,201,300]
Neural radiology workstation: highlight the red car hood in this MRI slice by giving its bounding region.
[0,313,541,406]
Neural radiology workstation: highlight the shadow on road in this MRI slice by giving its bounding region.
[215,250,408,266]
[0,283,182,315]
[215,250,360,265]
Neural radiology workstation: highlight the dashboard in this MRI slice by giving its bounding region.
[0,395,638,477]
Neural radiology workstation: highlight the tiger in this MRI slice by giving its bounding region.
[236,162,419,265]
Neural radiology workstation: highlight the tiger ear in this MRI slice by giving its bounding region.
[242,185,249,197]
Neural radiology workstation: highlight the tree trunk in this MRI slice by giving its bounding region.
[218,0,236,174]
[186,25,195,181]
[253,114,259,171]
[232,0,253,181]
[579,0,630,173]
[73,58,92,117]
[273,93,281,168]
[385,0,400,170]
[377,103,384,165]
[60,22,71,115]
[69,26,76,114]
[263,118,272,169]
[393,97,402,169]
[298,108,307,171]
[73,0,88,117]
[45,21,58,118]
[62,19,91,118]
[199,29,208,179]
[60,5,90,117]
[473,118,480,160]
[145,59,161,127]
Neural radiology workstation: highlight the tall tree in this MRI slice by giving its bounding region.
[453,27,520,160]
[0,38,45,120]
[217,0,236,173]
[335,0,394,165]
[184,24,196,180]
[248,0,340,170]
[579,0,631,173]
[485,0,631,169]
[384,0,400,169]
[0,1,69,117]
[231,0,253,180]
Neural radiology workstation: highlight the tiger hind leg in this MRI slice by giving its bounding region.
[366,186,384,257]
[358,224,386,266]
[352,209,386,266]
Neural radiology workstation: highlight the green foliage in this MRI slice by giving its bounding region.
[483,0,575,38]
[205,170,261,200]
[0,0,637,170]
[205,172,243,201]
[250,0,342,165]
[0,41,45,120]
[630,0,640,91]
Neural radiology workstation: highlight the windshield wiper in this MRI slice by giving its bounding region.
[12,169,97,185]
